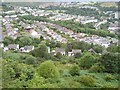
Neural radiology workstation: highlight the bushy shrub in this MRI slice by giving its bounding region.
[102,83,117,88]
[37,60,60,79]
[89,63,105,73]
[79,52,96,69]
[76,75,96,87]
[61,69,71,77]
[105,74,115,81]
[99,52,119,73]
[61,60,68,64]
[69,64,80,76]
[28,74,45,88]
[25,56,37,65]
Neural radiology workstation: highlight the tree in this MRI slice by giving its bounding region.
[79,52,96,69]
[89,62,105,73]
[98,52,119,73]
[107,44,119,53]
[69,64,80,76]
[15,36,33,47]
[28,74,45,88]
[30,44,51,59]
[40,36,44,40]
[32,38,41,47]
[74,53,81,58]
[3,36,14,46]
[55,52,62,59]
[37,60,60,78]
[65,43,73,55]
[77,75,95,87]
[49,40,57,48]
[25,56,37,65]
[92,44,103,53]
[71,41,91,52]
[2,59,35,88]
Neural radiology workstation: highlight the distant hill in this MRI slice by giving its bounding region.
[100,2,118,7]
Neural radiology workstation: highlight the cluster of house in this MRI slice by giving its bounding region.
[47,23,87,39]
[49,13,99,25]
[14,4,109,30]
[0,43,83,57]
[14,3,119,33]
[44,28,67,43]
[3,44,34,52]
[38,2,60,8]
[52,48,82,56]
[46,22,118,48]
[2,17,19,39]
[38,22,67,43]
[19,20,68,43]
[15,6,55,17]
[79,35,118,48]
[74,15,110,30]
[60,2,93,7]
[2,14,119,50]
[80,16,98,24]
[1,4,119,53]
[49,13,76,21]
[79,6,99,10]
[108,21,120,34]
[36,22,52,40]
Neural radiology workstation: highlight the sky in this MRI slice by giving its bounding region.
[1,0,120,2]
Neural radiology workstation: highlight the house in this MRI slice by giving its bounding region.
[108,22,120,34]
[47,47,50,53]
[7,44,19,50]
[81,19,98,24]
[88,48,97,54]
[13,28,19,31]
[3,47,9,52]
[115,11,120,19]
[68,49,81,56]
[25,26,34,32]
[52,48,66,55]
[20,46,34,52]
[0,43,4,48]
[30,30,40,38]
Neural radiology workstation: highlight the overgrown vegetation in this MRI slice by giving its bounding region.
[2,40,119,88]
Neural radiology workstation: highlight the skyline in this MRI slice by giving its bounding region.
[1,0,120,2]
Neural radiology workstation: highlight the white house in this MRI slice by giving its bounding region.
[20,46,34,52]
[53,48,66,55]
[115,11,120,19]
[68,49,81,56]
[7,44,19,50]
[0,43,4,48]
[3,47,9,52]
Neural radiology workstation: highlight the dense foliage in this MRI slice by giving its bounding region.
[2,44,119,88]
[99,52,119,73]
[37,60,60,78]
[79,52,96,69]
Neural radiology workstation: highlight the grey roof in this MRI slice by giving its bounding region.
[24,46,34,50]
[8,44,19,49]
[55,48,65,53]
[88,48,96,54]
[72,49,81,53]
